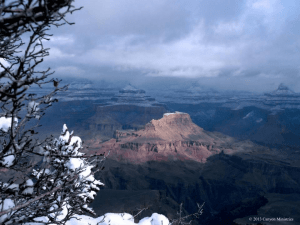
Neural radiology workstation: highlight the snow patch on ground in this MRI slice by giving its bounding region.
[256,118,263,123]
[243,111,254,119]
[64,213,169,225]
[25,213,169,225]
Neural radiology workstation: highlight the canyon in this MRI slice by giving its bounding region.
[84,112,300,224]
[31,80,300,224]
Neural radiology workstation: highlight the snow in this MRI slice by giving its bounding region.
[47,124,104,217]
[44,96,53,104]
[0,199,15,223]
[59,124,70,143]
[256,118,263,123]
[6,183,19,191]
[69,136,82,153]
[65,158,84,171]
[49,203,69,221]
[94,180,104,186]
[90,183,101,191]
[78,190,97,201]
[31,216,49,224]
[164,111,187,117]
[0,117,11,132]
[64,213,170,225]
[243,111,253,119]
[25,179,34,186]
[24,206,170,225]
[63,214,100,225]
[0,116,17,132]
[22,187,34,195]
[1,155,15,167]
[27,101,40,114]
[0,199,15,210]
[138,213,170,225]
[69,136,82,148]
[14,124,169,225]
[62,124,68,133]
[32,168,50,179]
[78,165,92,178]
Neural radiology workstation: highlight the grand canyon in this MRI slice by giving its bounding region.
[2,2,300,224]
[33,80,300,224]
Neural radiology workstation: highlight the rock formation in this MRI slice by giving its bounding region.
[87,112,256,163]
[266,83,296,96]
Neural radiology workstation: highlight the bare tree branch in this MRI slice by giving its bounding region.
[0,1,107,224]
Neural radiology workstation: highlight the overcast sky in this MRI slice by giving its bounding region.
[44,0,300,92]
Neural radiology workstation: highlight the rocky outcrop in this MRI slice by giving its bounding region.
[87,112,257,163]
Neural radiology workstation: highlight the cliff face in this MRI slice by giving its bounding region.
[87,112,258,163]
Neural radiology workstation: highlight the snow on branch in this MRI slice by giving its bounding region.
[1,124,106,224]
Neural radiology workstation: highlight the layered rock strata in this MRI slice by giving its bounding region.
[87,112,255,163]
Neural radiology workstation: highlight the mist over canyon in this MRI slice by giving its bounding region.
[32,78,300,224]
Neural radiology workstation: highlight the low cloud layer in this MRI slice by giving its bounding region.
[42,0,300,92]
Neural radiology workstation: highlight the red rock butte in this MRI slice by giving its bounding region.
[86,112,253,163]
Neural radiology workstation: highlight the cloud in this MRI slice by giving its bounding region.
[48,48,75,60]
[39,0,300,91]
[54,66,84,77]
[48,36,75,45]
[81,0,191,38]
